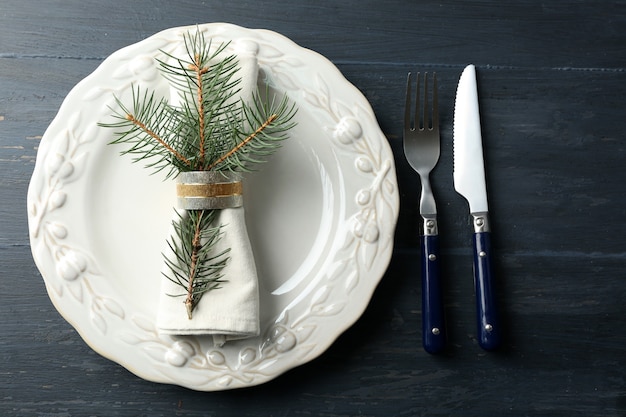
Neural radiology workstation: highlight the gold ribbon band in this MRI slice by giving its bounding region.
[176,182,243,198]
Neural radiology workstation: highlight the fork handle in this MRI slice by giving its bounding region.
[420,233,446,353]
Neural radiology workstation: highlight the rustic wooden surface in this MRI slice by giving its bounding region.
[2,1,626,416]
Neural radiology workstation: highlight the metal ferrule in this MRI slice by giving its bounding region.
[421,214,438,236]
[471,212,490,233]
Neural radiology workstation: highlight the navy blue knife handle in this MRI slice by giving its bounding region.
[420,234,446,353]
[472,231,501,350]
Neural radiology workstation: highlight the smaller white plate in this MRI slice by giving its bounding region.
[27,23,398,390]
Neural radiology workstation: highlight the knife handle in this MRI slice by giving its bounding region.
[420,233,446,353]
[472,230,501,350]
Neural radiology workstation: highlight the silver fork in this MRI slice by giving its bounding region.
[403,72,446,353]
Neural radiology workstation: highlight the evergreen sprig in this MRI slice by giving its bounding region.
[99,28,297,319]
[164,210,229,319]
[101,29,297,179]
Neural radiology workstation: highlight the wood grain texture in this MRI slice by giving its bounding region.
[2,0,626,416]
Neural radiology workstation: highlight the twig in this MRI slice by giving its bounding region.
[189,54,209,167]
[207,113,278,170]
[125,114,192,167]
[185,210,204,319]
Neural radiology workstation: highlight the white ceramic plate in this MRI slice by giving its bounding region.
[27,23,398,390]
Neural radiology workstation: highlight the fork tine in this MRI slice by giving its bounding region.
[414,72,421,131]
[432,73,439,129]
[423,72,429,130]
[404,72,412,131]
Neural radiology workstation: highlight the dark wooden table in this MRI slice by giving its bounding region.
[2,1,625,416]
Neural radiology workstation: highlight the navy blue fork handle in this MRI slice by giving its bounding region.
[420,234,446,353]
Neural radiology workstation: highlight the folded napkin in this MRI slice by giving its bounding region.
[156,40,261,346]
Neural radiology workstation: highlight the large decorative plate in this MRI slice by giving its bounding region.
[27,23,398,390]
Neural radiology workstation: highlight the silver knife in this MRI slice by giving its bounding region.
[453,64,501,350]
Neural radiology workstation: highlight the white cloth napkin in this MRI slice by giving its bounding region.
[156,40,261,346]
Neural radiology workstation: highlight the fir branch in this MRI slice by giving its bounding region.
[163,209,229,319]
[207,113,277,170]
[209,91,298,171]
[185,208,206,318]
[99,87,192,178]
[189,53,209,167]
[157,31,242,171]
[125,113,191,167]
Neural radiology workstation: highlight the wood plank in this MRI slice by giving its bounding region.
[1,0,626,415]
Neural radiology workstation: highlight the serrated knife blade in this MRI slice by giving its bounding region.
[453,64,501,350]
[453,65,488,213]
